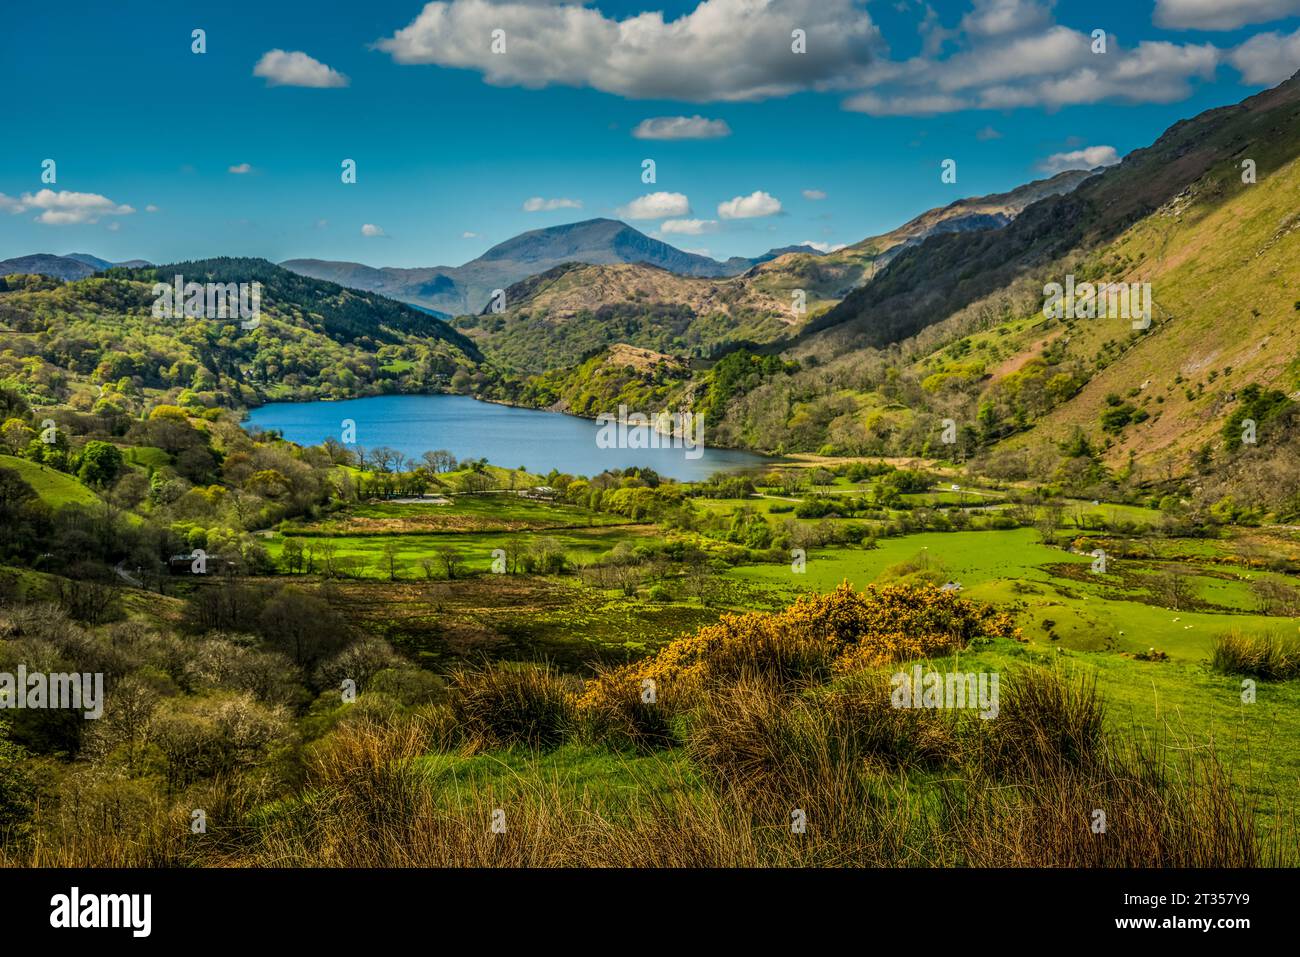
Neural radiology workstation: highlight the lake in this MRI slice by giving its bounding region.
[242,394,769,482]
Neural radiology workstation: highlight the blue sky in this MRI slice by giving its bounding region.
[1,0,1296,268]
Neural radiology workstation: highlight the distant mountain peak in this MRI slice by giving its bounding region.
[0,253,154,281]
[282,218,762,315]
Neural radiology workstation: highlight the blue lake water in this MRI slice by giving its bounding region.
[242,394,769,482]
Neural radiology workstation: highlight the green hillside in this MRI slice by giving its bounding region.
[0,453,100,507]
[452,261,805,375]
[690,71,1300,517]
[0,260,497,411]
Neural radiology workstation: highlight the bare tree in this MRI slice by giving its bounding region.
[435,548,464,580]
[422,449,457,473]
[1035,499,1067,545]
[317,541,339,578]
[459,470,497,494]
[1157,566,1195,611]
[371,447,401,473]
[380,541,401,581]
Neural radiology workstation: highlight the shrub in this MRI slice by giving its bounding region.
[0,723,36,840]
[450,664,578,751]
[577,664,678,753]
[1211,631,1300,680]
[978,667,1104,778]
[579,583,1019,716]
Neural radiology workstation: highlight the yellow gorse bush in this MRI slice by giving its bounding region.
[578,581,1020,713]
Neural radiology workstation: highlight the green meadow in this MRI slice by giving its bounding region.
[728,527,1298,660]
[0,453,102,507]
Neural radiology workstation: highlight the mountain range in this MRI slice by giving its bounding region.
[0,253,152,282]
[280,219,835,316]
[439,169,1097,374]
[278,168,1094,322]
[1,167,1093,325]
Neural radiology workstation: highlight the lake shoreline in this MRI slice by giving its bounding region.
[241,389,781,460]
[242,393,774,482]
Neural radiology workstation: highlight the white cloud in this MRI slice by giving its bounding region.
[253,49,349,88]
[106,222,121,232]
[976,125,1002,140]
[373,0,1231,119]
[802,189,827,200]
[376,0,883,102]
[960,0,1056,38]
[1229,28,1300,85]
[843,91,968,115]
[845,22,1221,116]
[659,218,718,235]
[361,223,387,237]
[228,163,253,174]
[718,190,782,219]
[632,115,732,139]
[1039,145,1120,172]
[145,204,160,213]
[618,192,691,219]
[799,239,847,253]
[522,196,582,212]
[1155,0,1300,31]
[461,230,480,238]
[0,189,136,225]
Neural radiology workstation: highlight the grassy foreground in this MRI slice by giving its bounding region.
[7,583,1293,868]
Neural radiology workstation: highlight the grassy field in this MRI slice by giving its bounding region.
[318,575,726,668]
[254,485,1300,848]
[268,522,657,578]
[0,453,101,507]
[122,445,172,471]
[727,528,1299,660]
[321,496,636,533]
[374,638,1300,842]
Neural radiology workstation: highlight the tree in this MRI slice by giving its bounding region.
[258,586,349,667]
[684,562,720,607]
[1157,566,1195,611]
[435,548,464,580]
[317,541,339,578]
[76,440,124,488]
[608,562,642,597]
[85,675,158,774]
[54,563,121,624]
[1035,499,1067,545]
[371,447,402,473]
[809,467,835,491]
[1,418,34,453]
[0,723,36,840]
[459,470,497,494]
[380,541,402,581]
[422,449,457,473]
[0,467,50,562]
[149,693,288,792]
[282,537,305,574]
